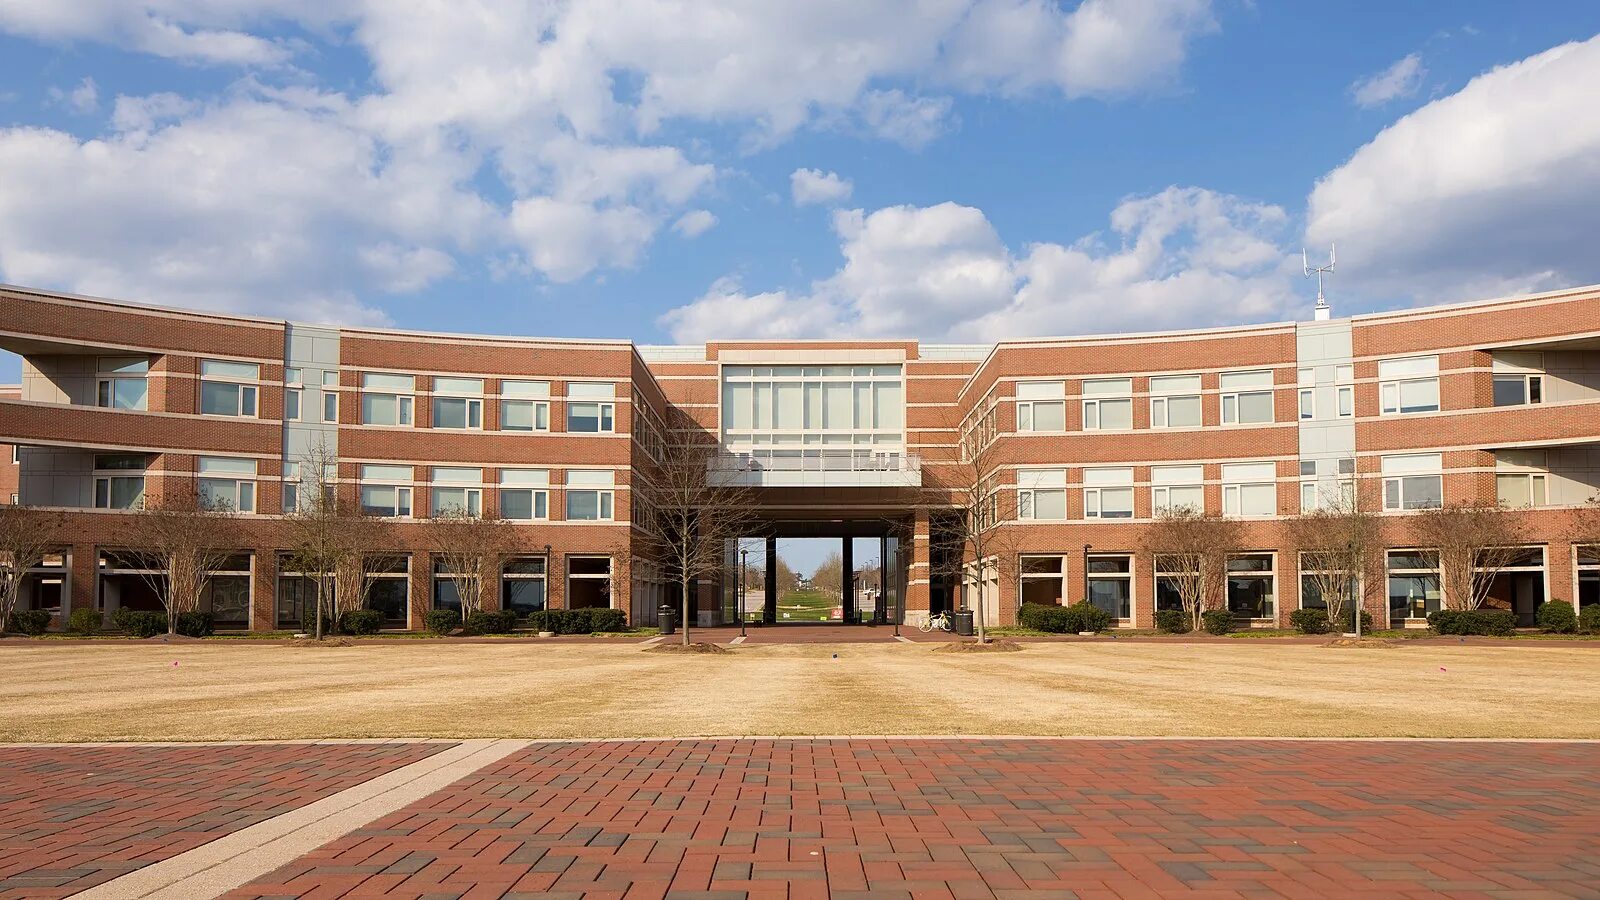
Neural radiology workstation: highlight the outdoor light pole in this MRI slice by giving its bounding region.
[1082,543,1092,605]
[739,548,748,638]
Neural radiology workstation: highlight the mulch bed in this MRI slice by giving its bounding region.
[645,641,730,654]
[932,639,1024,653]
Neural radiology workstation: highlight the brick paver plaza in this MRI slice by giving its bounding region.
[211,738,1599,899]
[0,742,451,898]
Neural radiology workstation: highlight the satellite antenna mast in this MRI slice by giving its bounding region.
[1303,244,1335,321]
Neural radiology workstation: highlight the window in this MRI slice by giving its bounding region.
[1016,469,1067,520]
[1381,454,1442,510]
[430,467,482,517]
[1082,467,1133,519]
[502,556,548,615]
[365,555,410,627]
[1379,356,1439,414]
[1087,554,1132,619]
[1019,556,1065,606]
[199,360,260,417]
[1298,552,1357,615]
[432,560,468,612]
[1577,545,1600,612]
[282,462,301,513]
[1335,365,1354,418]
[1493,374,1543,407]
[96,356,148,411]
[1081,378,1132,430]
[1149,374,1202,428]
[1388,550,1441,624]
[359,464,413,517]
[92,453,146,509]
[360,373,414,426]
[1152,465,1205,515]
[1154,555,1192,612]
[1497,473,1548,508]
[1226,553,1275,619]
[1219,370,1274,424]
[1015,381,1066,432]
[1222,462,1276,516]
[432,377,484,429]
[322,371,339,423]
[567,382,616,432]
[275,554,331,629]
[499,469,550,520]
[200,553,253,629]
[197,456,256,513]
[567,556,613,609]
[1298,389,1315,420]
[501,380,550,432]
[565,470,615,520]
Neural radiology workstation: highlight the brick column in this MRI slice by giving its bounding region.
[409,551,432,630]
[70,543,96,624]
[904,507,931,625]
[252,550,277,631]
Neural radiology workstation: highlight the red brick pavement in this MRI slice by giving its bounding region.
[0,742,451,899]
[231,738,1600,899]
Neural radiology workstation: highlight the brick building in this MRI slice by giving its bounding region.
[1,281,1597,632]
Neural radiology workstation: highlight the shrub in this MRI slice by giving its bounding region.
[5,608,52,636]
[112,608,166,638]
[588,609,627,633]
[175,611,214,638]
[1428,608,1517,637]
[1201,609,1235,635]
[1062,601,1113,634]
[338,609,384,635]
[1019,602,1072,633]
[524,608,628,634]
[424,608,461,635]
[1153,609,1190,634]
[462,609,518,635]
[1289,608,1329,635]
[1580,603,1600,635]
[1535,600,1577,634]
[67,608,103,636]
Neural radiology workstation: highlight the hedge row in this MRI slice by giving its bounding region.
[1289,608,1375,635]
[424,607,626,636]
[1019,601,1113,634]
[3,609,52,636]
[1427,608,1516,636]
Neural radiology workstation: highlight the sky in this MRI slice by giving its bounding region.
[3,1,1600,388]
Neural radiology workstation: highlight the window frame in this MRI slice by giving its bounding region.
[359,373,415,427]
[1378,356,1441,415]
[198,360,261,419]
[1149,374,1203,429]
[1492,373,1544,408]
[1219,370,1275,425]
[1014,381,1067,433]
[196,456,257,514]
[1080,378,1133,432]
[1081,467,1134,520]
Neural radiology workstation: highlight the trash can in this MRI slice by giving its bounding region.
[952,608,975,636]
[658,604,676,636]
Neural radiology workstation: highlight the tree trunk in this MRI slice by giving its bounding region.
[314,576,326,641]
[680,573,691,646]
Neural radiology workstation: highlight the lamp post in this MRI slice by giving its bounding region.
[1082,543,1092,605]
[739,547,748,638]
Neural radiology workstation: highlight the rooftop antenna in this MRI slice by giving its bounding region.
[1303,244,1335,321]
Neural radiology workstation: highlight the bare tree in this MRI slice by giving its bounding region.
[281,440,384,639]
[1284,496,1382,634]
[632,410,762,646]
[1409,501,1528,611]
[127,489,238,635]
[0,505,60,633]
[427,509,517,620]
[918,405,1018,643]
[1142,507,1243,631]
[809,549,845,599]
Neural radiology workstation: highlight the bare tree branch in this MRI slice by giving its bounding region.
[125,486,238,635]
[1284,495,1382,632]
[281,439,386,639]
[426,509,517,620]
[1141,507,1243,631]
[1409,501,1528,611]
[0,505,60,633]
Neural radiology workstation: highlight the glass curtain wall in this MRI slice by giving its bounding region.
[720,366,904,468]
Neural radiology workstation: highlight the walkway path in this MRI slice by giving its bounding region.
[3,738,1597,898]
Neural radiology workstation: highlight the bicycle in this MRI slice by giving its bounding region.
[919,611,954,633]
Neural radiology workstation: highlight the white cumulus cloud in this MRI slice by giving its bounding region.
[1350,53,1426,108]
[791,169,855,207]
[671,209,718,238]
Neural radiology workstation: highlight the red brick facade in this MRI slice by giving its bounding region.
[3,282,1598,632]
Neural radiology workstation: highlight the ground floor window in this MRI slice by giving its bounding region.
[1019,555,1065,606]
[1226,554,1275,619]
[276,559,332,630]
[366,555,410,627]
[1388,550,1441,625]
[97,551,166,613]
[502,557,547,615]
[21,553,66,613]
[201,553,252,629]
[432,560,465,612]
[1485,546,1545,627]
[1578,545,1600,611]
[1154,555,1189,612]
[1086,554,1132,619]
[567,556,612,609]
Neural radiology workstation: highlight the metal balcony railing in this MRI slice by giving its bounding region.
[710,449,922,475]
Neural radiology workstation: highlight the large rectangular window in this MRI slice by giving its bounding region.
[1219,370,1274,424]
[499,469,550,520]
[1082,467,1133,519]
[565,470,615,520]
[1381,453,1443,510]
[430,467,482,517]
[360,373,414,426]
[359,464,413,517]
[502,556,547,615]
[432,377,484,429]
[721,365,904,452]
[1081,378,1132,430]
[1016,469,1067,520]
[199,360,260,417]
[1379,356,1440,414]
[566,382,616,432]
[567,556,613,609]
[365,555,410,627]
[1015,380,1066,432]
[1388,550,1441,624]
[1577,545,1600,613]
[1087,554,1132,619]
[1149,374,1201,428]
[96,356,149,411]
[1222,462,1277,517]
[500,380,550,432]
[197,456,256,513]
[1019,555,1066,606]
[93,453,147,509]
[1152,465,1205,515]
[1226,553,1275,619]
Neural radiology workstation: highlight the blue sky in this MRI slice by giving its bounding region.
[3,1,1600,385]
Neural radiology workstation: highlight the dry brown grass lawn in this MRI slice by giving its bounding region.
[1,641,1595,742]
